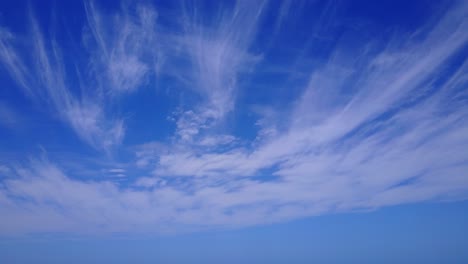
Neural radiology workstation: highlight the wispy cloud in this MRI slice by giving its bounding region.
[170,1,266,142]
[0,0,467,235]
[142,0,468,224]
[0,13,125,150]
[84,1,158,94]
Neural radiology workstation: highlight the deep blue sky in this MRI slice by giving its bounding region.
[0,0,467,263]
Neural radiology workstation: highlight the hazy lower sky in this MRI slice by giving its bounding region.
[0,0,467,263]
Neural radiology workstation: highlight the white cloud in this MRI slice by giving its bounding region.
[0,0,467,235]
[198,135,236,147]
[108,168,125,174]
[169,1,266,142]
[134,177,165,188]
[0,14,125,151]
[83,1,158,94]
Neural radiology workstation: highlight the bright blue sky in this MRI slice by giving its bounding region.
[0,0,467,262]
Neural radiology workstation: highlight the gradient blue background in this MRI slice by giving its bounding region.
[1,0,467,263]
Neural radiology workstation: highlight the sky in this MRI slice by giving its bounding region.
[0,0,467,263]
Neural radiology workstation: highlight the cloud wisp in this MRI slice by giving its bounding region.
[0,13,125,150]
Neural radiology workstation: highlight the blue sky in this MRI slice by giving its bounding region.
[0,0,467,262]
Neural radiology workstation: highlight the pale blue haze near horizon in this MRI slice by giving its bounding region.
[0,0,467,263]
